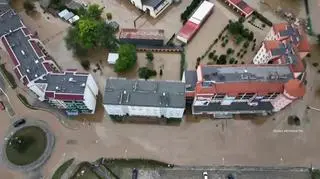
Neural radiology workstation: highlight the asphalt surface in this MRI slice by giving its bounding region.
[138,166,311,179]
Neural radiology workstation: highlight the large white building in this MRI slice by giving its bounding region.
[129,0,173,18]
[103,78,185,119]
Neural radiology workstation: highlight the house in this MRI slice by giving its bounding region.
[184,64,305,118]
[0,4,99,116]
[253,23,310,78]
[222,0,254,18]
[103,78,185,120]
[29,71,99,116]
[128,0,173,18]
[119,28,165,47]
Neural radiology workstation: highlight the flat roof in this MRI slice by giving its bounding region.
[193,101,274,114]
[185,70,197,91]
[190,1,214,24]
[5,29,47,82]
[142,0,164,8]
[119,28,165,40]
[36,72,88,94]
[201,65,294,83]
[104,78,185,108]
[0,9,22,37]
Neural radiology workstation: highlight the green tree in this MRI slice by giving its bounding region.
[228,21,244,35]
[248,31,254,41]
[77,19,100,48]
[243,41,250,48]
[208,52,214,59]
[229,57,235,64]
[236,35,244,45]
[9,136,35,153]
[146,51,154,62]
[114,44,137,72]
[78,4,103,19]
[23,0,35,14]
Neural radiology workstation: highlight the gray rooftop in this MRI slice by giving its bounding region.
[35,72,88,94]
[201,65,294,83]
[0,9,22,37]
[193,101,274,114]
[5,29,47,82]
[142,0,164,8]
[185,70,197,91]
[104,78,185,108]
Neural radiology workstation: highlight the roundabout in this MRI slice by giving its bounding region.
[1,119,55,171]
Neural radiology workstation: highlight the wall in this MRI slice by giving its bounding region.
[83,85,97,112]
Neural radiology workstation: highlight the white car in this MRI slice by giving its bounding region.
[203,171,208,179]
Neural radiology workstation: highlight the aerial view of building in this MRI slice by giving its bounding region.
[103,78,185,119]
[128,0,173,18]
[0,4,99,115]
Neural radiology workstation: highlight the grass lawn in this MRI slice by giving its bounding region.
[71,162,102,179]
[100,158,170,179]
[52,158,75,179]
[5,126,47,166]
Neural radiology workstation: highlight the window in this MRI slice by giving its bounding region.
[235,93,245,99]
[214,93,225,99]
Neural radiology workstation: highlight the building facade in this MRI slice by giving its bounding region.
[129,0,173,18]
[103,78,185,119]
[0,4,98,115]
[184,64,305,118]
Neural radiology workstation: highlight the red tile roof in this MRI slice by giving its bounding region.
[30,40,44,57]
[284,79,305,97]
[297,31,311,52]
[1,37,19,66]
[45,91,54,98]
[272,23,288,34]
[43,62,53,73]
[264,40,281,51]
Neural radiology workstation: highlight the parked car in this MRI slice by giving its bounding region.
[132,168,138,179]
[13,119,26,128]
[203,171,208,179]
[0,101,5,111]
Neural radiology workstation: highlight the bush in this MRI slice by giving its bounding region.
[106,12,112,20]
[241,61,245,64]
[243,41,250,48]
[208,52,214,59]
[253,38,256,43]
[234,60,238,64]
[240,54,244,59]
[248,31,254,41]
[146,51,154,62]
[262,24,266,28]
[236,52,241,57]
[0,64,17,89]
[221,43,226,47]
[138,67,157,79]
[312,169,320,179]
[227,48,233,55]
[207,62,214,65]
[217,55,227,64]
[218,33,222,39]
[238,17,245,23]
[197,57,201,62]
[236,35,244,45]
[80,60,90,70]
[252,46,255,51]
[225,39,229,44]
[243,50,247,54]
[212,50,216,54]
[312,62,319,67]
[160,69,163,76]
[180,0,202,22]
[214,39,218,44]
[17,93,37,110]
[229,58,235,64]
[306,53,311,57]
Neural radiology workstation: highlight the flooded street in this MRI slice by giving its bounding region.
[245,0,307,23]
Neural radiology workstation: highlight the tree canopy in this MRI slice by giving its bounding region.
[64,4,118,56]
[138,67,157,79]
[114,44,137,72]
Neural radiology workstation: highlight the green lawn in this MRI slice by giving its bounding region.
[71,162,102,179]
[5,126,47,166]
[52,158,75,179]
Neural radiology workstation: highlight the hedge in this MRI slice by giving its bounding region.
[17,93,38,110]
[180,52,186,80]
[180,0,203,22]
[252,11,273,26]
[0,64,17,89]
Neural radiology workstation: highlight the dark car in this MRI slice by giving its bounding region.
[13,119,26,128]
[132,168,138,179]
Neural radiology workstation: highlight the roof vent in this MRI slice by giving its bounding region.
[35,74,38,78]
[35,60,39,64]
[69,78,76,82]
[26,69,30,73]
[21,50,25,55]
[163,92,166,96]
[55,86,59,90]
[124,90,127,94]
[81,83,85,87]
[244,69,248,73]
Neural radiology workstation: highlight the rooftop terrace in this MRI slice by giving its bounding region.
[201,65,294,83]
[104,78,185,108]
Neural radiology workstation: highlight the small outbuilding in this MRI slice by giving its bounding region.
[107,53,119,64]
[58,9,69,18]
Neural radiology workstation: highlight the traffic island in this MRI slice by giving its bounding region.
[1,120,55,171]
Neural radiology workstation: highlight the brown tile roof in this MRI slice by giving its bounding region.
[284,79,305,98]
[272,23,288,34]
[264,40,281,51]
[297,31,311,52]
